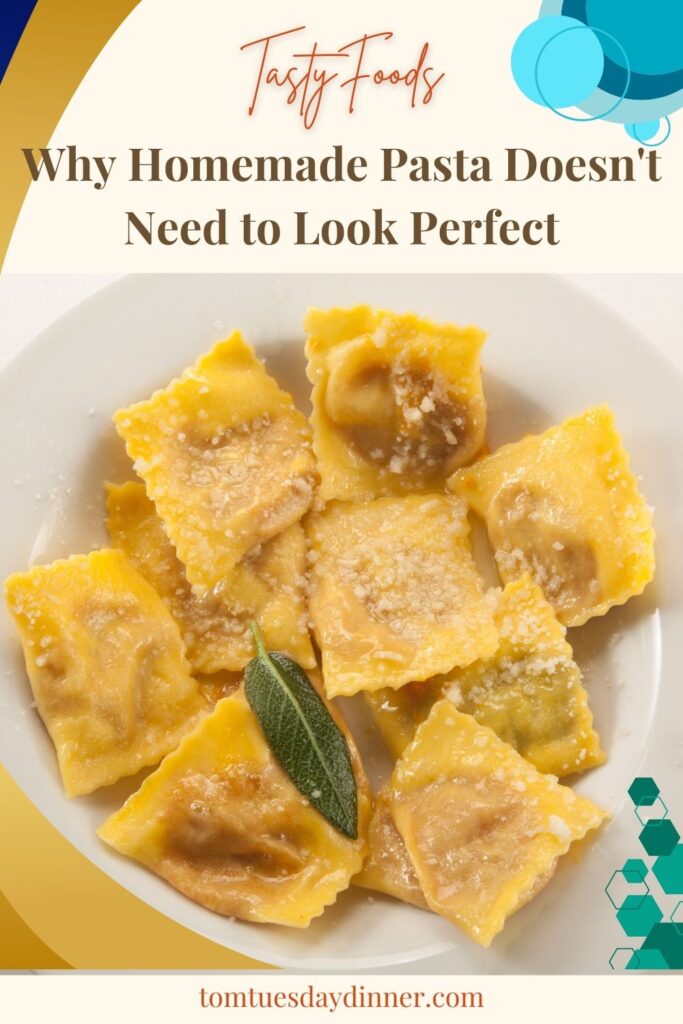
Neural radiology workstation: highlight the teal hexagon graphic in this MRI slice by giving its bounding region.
[607,778,683,968]
[616,894,663,937]
[641,922,683,969]
[605,868,649,909]
[622,858,648,878]
[640,819,680,856]
[628,777,660,807]
[626,948,670,970]
[653,845,683,894]
[609,947,636,971]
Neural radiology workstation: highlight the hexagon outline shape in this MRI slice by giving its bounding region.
[670,901,683,935]
[635,796,669,825]
[605,869,649,910]
[609,946,637,971]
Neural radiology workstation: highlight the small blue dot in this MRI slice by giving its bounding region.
[626,120,661,142]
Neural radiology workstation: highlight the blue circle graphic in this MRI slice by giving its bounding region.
[560,0,683,103]
[625,118,672,147]
[584,0,683,77]
[625,120,659,142]
[513,6,682,143]
[512,16,604,108]
[534,25,631,122]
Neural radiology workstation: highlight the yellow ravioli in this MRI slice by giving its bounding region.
[443,576,604,776]
[366,576,604,776]
[389,700,608,946]
[106,481,315,673]
[305,306,487,501]
[114,333,317,591]
[307,495,498,698]
[450,405,655,626]
[354,791,429,910]
[98,688,371,928]
[193,670,243,706]
[4,549,208,797]
[363,681,440,760]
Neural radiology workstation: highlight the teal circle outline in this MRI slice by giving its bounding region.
[629,116,672,147]
[534,24,632,122]
[512,14,604,108]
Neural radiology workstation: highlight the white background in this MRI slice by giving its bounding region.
[1,274,681,376]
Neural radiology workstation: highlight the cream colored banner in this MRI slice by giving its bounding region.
[2,974,682,1021]
[5,0,683,272]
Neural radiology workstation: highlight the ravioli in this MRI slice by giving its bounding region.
[98,688,371,928]
[307,495,498,698]
[450,405,655,627]
[354,791,429,910]
[193,670,243,706]
[366,575,604,777]
[4,549,208,797]
[106,481,315,673]
[389,701,607,946]
[363,681,441,760]
[114,333,317,592]
[305,306,487,501]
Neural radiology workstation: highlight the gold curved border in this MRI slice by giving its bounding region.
[0,0,272,966]
[0,890,70,969]
[0,0,141,270]
[0,765,269,969]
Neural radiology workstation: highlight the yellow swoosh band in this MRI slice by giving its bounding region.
[0,1,269,966]
[0,762,268,968]
[0,0,138,269]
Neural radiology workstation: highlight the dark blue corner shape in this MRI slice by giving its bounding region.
[0,0,39,83]
[561,0,683,101]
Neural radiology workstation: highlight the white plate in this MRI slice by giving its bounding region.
[0,274,681,973]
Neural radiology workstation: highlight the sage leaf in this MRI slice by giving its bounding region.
[244,623,358,839]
